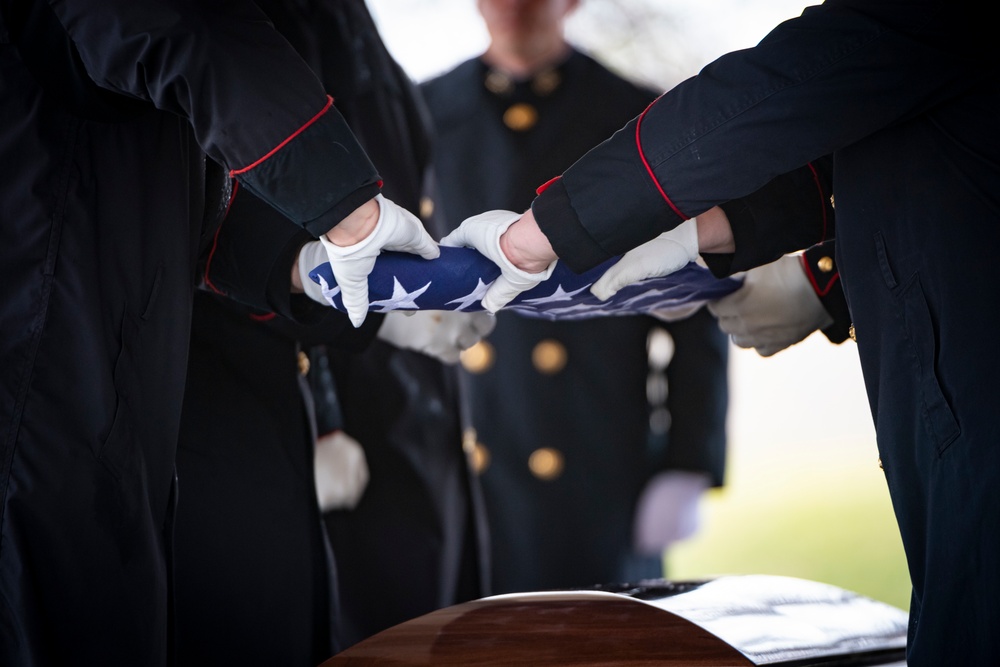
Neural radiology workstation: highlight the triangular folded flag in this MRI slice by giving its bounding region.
[309,246,740,321]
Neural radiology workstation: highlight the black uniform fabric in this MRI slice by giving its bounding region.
[421,51,729,592]
[172,0,487,659]
[802,241,851,343]
[530,1,999,664]
[174,293,351,667]
[0,2,380,665]
[298,0,487,647]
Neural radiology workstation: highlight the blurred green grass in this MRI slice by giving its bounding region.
[666,340,912,613]
[666,437,911,612]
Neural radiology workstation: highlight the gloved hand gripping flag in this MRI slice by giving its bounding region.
[309,246,740,321]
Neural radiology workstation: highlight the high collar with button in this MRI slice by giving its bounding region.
[480,56,568,132]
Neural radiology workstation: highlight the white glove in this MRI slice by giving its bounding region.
[440,210,555,313]
[633,470,710,556]
[590,218,699,301]
[313,430,369,511]
[376,309,497,364]
[707,254,833,357]
[321,194,440,327]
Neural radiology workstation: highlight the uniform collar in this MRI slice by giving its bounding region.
[479,51,575,99]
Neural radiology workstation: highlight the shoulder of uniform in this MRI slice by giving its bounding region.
[419,58,483,124]
[567,48,660,108]
[420,58,480,97]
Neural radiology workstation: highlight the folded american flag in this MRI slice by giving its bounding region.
[309,246,740,321]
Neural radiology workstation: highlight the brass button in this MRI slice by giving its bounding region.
[877,457,883,470]
[817,256,834,273]
[297,350,310,376]
[460,340,495,374]
[829,194,835,209]
[848,324,856,342]
[528,447,564,481]
[531,68,561,96]
[419,196,434,219]
[469,440,490,475]
[532,339,567,374]
[484,70,513,95]
[503,103,537,131]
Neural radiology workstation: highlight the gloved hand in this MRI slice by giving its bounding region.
[590,218,699,301]
[440,210,556,313]
[707,254,833,357]
[313,429,369,512]
[632,470,710,556]
[321,194,440,327]
[376,309,496,364]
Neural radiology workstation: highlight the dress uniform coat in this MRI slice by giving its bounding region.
[0,2,382,665]
[421,50,730,592]
[173,0,487,658]
[529,1,999,664]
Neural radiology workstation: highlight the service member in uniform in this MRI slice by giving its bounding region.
[443,1,999,664]
[172,0,491,661]
[420,0,730,592]
[0,1,445,665]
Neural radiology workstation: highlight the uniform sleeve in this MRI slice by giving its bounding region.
[532,0,978,272]
[802,241,851,344]
[47,0,380,234]
[198,181,384,348]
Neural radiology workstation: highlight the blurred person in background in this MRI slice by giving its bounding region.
[420,0,730,592]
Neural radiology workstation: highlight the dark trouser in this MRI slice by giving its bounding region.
[840,185,1000,666]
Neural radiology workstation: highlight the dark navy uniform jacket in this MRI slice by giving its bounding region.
[531,1,999,664]
[0,2,381,665]
[173,0,487,660]
[422,50,730,592]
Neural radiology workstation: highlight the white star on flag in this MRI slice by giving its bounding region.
[369,277,431,312]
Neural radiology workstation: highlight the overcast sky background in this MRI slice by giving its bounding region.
[367,0,813,86]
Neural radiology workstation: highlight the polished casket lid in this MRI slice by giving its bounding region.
[323,574,908,666]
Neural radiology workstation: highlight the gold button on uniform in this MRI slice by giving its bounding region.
[817,256,834,272]
[470,443,490,474]
[528,447,564,481]
[532,339,567,374]
[503,103,538,131]
[464,427,490,474]
[531,68,561,96]
[419,196,434,219]
[460,340,495,374]
[848,324,857,342]
[484,70,513,95]
[297,350,310,376]
[878,457,884,470]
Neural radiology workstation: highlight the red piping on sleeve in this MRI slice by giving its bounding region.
[806,161,829,243]
[229,96,334,177]
[248,312,277,322]
[635,98,688,221]
[203,180,241,296]
[800,253,839,297]
[536,176,561,195]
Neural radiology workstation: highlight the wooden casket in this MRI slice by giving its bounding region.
[322,574,908,666]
